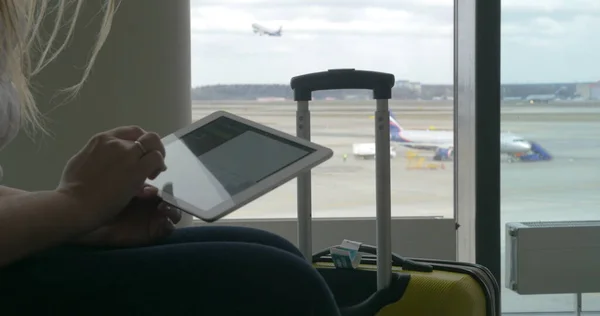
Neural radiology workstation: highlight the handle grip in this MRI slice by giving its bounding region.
[290,68,395,101]
[312,244,434,273]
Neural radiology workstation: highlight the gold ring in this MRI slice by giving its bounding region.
[134,140,147,156]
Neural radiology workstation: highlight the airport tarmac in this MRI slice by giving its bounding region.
[499,118,600,314]
[192,100,600,314]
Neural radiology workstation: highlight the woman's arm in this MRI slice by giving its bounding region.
[0,185,26,196]
[0,127,167,268]
[0,188,100,268]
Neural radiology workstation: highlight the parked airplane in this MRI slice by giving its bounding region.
[387,111,552,162]
[251,23,282,37]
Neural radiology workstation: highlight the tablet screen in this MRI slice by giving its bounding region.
[149,116,316,213]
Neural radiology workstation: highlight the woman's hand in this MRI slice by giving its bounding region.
[75,185,182,247]
[56,125,168,227]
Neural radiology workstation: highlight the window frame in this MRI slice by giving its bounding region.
[454,0,502,284]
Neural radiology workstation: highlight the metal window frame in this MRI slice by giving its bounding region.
[454,0,502,286]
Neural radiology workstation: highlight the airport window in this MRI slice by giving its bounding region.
[499,0,600,313]
[190,0,455,224]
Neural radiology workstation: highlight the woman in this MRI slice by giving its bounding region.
[0,1,341,315]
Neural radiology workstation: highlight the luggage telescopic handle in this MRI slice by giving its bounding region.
[290,69,395,101]
[291,68,396,290]
[312,245,434,273]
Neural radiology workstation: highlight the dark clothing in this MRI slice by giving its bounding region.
[0,226,341,316]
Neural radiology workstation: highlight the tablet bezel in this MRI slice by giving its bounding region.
[153,110,333,223]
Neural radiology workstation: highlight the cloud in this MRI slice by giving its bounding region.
[192,0,452,9]
[192,0,600,12]
[191,6,452,37]
[190,0,600,86]
[501,0,600,13]
[502,17,566,37]
[502,14,600,38]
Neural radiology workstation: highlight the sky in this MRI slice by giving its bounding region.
[190,0,600,86]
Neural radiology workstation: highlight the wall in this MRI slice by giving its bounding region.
[0,0,193,226]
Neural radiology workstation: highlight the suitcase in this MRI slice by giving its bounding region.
[290,69,500,316]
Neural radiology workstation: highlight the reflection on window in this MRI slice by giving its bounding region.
[190,0,454,220]
[500,0,600,313]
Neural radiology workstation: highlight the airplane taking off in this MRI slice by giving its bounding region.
[387,111,552,162]
[251,23,282,37]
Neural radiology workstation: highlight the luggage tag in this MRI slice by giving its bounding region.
[329,239,363,269]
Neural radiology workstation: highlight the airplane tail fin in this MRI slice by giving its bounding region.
[389,110,403,135]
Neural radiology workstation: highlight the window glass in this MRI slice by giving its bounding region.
[190,0,454,220]
[501,0,600,312]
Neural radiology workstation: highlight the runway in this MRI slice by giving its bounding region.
[192,100,600,314]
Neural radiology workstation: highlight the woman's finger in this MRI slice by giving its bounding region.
[136,184,159,198]
[158,202,182,224]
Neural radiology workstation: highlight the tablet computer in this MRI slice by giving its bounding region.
[146,110,333,222]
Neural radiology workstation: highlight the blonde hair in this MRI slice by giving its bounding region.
[1,0,118,135]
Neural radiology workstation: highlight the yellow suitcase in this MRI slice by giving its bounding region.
[313,246,499,316]
[290,69,500,316]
